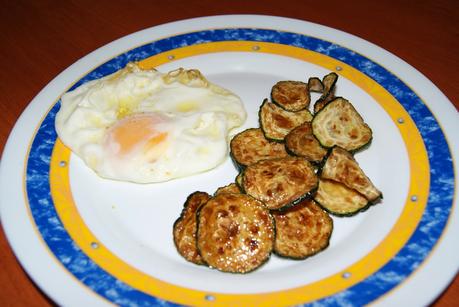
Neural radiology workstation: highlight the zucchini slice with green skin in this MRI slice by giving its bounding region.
[242,156,318,210]
[314,178,370,216]
[312,97,372,152]
[320,146,382,201]
[214,183,241,196]
[235,172,244,189]
[272,199,333,259]
[173,191,211,265]
[259,99,313,141]
[313,72,338,113]
[230,128,288,169]
[196,193,275,273]
[308,77,324,93]
[271,80,310,111]
[284,121,328,164]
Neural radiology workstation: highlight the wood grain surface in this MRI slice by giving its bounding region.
[0,0,457,306]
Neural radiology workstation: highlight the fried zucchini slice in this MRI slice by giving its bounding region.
[173,191,211,265]
[315,179,369,216]
[242,157,318,210]
[284,122,328,164]
[272,199,333,259]
[214,183,241,196]
[308,77,324,93]
[259,99,313,141]
[271,81,310,111]
[197,193,275,273]
[313,72,338,113]
[312,97,372,152]
[230,128,288,169]
[320,147,382,201]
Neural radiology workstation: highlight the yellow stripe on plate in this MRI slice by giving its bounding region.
[50,41,429,306]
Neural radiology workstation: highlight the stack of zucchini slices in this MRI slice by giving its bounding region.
[173,72,382,273]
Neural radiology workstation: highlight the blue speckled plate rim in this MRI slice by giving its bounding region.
[25,28,455,306]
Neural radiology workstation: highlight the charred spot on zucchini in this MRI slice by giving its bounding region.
[312,97,372,152]
[272,199,333,259]
[320,146,382,202]
[196,193,275,273]
[284,122,328,164]
[214,183,241,196]
[259,99,313,141]
[230,128,288,169]
[271,80,310,111]
[314,178,370,216]
[173,191,211,265]
[308,77,324,93]
[313,72,338,113]
[242,157,318,210]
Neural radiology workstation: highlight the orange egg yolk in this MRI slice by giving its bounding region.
[108,114,168,158]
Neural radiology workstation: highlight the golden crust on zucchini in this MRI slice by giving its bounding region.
[315,179,369,216]
[230,128,288,168]
[312,97,372,151]
[214,183,241,196]
[321,147,382,201]
[259,99,313,141]
[272,199,333,259]
[197,193,274,273]
[271,80,310,111]
[242,157,318,210]
[173,191,211,265]
[285,122,328,163]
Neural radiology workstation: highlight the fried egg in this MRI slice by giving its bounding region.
[55,63,246,183]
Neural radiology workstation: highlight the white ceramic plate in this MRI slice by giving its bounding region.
[1,15,458,306]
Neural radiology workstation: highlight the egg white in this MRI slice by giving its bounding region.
[55,63,246,183]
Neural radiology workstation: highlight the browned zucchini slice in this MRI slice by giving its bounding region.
[242,157,318,210]
[313,72,338,113]
[312,97,372,152]
[308,77,324,93]
[173,191,211,265]
[322,72,338,95]
[197,193,275,273]
[259,99,313,141]
[314,179,369,216]
[230,128,288,169]
[284,122,328,164]
[272,199,333,259]
[271,80,310,111]
[214,183,241,196]
[320,147,382,201]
